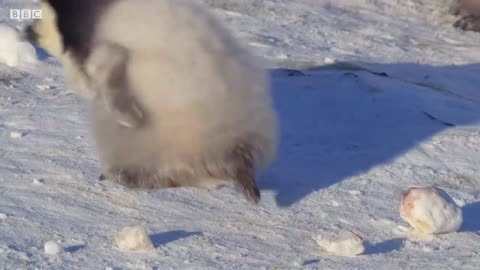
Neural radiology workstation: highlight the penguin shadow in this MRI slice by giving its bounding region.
[64,244,87,253]
[364,238,405,255]
[149,230,203,247]
[32,45,50,61]
[460,201,480,232]
[302,238,404,265]
[262,62,480,207]
[302,259,320,266]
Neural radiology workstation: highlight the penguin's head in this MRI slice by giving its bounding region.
[24,0,114,61]
[24,0,63,58]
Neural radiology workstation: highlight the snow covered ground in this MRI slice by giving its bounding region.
[1,0,480,269]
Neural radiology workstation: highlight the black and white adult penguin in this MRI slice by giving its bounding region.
[24,0,277,203]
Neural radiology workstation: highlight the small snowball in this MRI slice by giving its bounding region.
[0,24,37,67]
[36,84,51,91]
[324,57,336,64]
[10,131,24,138]
[0,213,8,220]
[400,186,462,234]
[313,231,365,257]
[392,225,411,236]
[329,200,341,207]
[318,211,328,220]
[115,225,154,252]
[44,240,63,255]
[422,246,434,253]
[347,190,362,196]
[33,178,45,185]
[291,257,304,267]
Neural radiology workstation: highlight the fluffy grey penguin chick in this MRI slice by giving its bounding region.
[25,0,277,203]
[450,0,480,31]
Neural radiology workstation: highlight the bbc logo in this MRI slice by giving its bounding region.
[10,9,42,20]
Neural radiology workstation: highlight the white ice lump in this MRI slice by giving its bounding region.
[0,24,37,67]
[313,231,365,257]
[400,186,463,234]
[115,225,154,252]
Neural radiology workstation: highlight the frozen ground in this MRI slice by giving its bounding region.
[1,0,480,269]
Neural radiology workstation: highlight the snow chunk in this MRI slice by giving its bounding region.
[0,213,8,220]
[291,257,304,267]
[18,251,30,261]
[10,131,24,138]
[0,24,37,67]
[400,186,463,234]
[324,57,336,64]
[44,240,63,255]
[33,179,45,185]
[313,231,365,257]
[115,225,154,252]
[36,84,51,91]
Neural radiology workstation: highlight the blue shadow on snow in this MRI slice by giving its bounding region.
[261,63,480,209]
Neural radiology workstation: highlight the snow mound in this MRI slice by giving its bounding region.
[313,231,365,257]
[115,225,154,253]
[0,24,37,67]
[400,186,463,234]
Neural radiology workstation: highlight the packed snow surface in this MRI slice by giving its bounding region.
[0,0,480,269]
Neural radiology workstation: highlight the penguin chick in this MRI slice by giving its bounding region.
[25,0,278,203]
